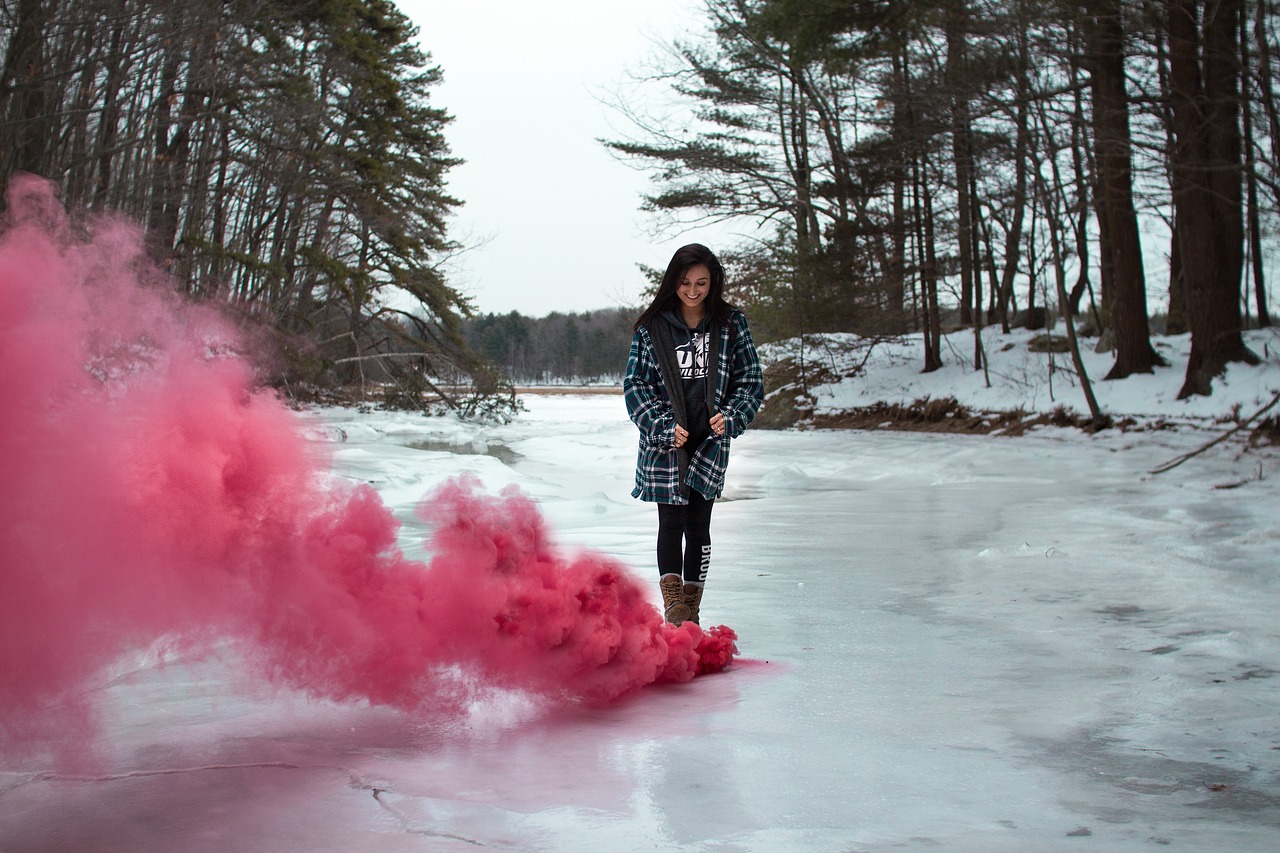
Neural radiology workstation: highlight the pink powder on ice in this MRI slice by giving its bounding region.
[0,176,736,764]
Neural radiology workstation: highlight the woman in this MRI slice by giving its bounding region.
[623,243,764,626]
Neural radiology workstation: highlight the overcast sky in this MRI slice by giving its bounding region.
[398,0,756,318]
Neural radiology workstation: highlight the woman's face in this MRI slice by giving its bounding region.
[676,264,711,317]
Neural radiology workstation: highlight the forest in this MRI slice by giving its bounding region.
[1,0,1277,409]
[0,0,503,411]
[608,0,1278,403]
[462,308,635,385]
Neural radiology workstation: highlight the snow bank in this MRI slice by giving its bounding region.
[759,325,1280,428]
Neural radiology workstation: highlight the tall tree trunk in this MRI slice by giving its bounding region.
[889,50,910,336]
[1067,26,1097,327]
[1241,5,1272,327]
[147,32,183,262]
[1032,91,1107,426]
[92,14,130,207]
[1084,0,1164,377]
[946,0,975,329]
[1153,11,1190,333]
[62,21,101,206]
[979,215,1003,326]
[969,171,984,370]
[780,70,820,251]
[1167,0,1258,398]
[918,156,943,373]
[996,10,1032,333]
[1026,185,1039,315]
[1,0,56,177]
[1167,224,1188,331]
[1253,0,1280,170]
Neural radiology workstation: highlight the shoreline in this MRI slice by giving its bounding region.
[516,385,622,396]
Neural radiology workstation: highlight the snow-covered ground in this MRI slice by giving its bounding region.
[5,333,1280,851]
[769,325,1280,429]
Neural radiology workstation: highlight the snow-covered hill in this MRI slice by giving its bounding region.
[759,324,1280,432]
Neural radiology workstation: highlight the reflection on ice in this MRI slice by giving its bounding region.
[403,437,521,466]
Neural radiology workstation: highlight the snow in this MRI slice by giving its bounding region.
[775,325,1280,426]
[5,329,1280,851]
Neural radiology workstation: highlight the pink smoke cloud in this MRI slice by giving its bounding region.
[0,175,736,766]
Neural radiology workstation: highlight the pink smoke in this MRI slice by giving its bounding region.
[0,176,736,763]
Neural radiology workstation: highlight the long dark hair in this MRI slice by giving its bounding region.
[633,243,736,331]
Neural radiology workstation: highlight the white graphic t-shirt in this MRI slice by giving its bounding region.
[675,331,709,381]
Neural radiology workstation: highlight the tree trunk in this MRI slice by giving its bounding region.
[1067,18,1098,329]
[970,172,984,370]
[947,1,976,328]
[889,50,910,336]
[1031,88,1106,426]
[1084,0,1164,377]
[1,0,56,177]
[1254,0,1280,171]
[1153,14,1189,334]
[1167,0,1258,397]
[1241,5,1272,326]
[92,15,130,207]
[996,14,1031,333]
[918,156,943,373]
[1167,223,1189,332]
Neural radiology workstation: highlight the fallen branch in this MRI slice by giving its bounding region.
[1149,389,1280,475]
[1213,462,1264,490]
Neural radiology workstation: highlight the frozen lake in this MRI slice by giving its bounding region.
[4,393,1280,851]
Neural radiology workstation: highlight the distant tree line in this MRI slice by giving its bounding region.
[0,0,510,411]
[463,308,635,384]
[609,0,1278,398]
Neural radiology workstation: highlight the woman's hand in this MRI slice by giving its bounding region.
[709,412,726,436]
[674,424,689,447]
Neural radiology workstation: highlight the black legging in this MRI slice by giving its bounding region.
[656,491,715,584]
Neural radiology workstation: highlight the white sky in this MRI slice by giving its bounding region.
[398,0,754,318]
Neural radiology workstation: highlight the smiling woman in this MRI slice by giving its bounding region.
[624,243,765,626]
[676,263,712,325]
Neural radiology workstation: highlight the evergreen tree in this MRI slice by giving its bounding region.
[0,0,488,410]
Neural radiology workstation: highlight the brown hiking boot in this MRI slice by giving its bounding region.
[660,574,691,625]
[683,583,704,625]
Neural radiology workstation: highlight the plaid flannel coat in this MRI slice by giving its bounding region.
[624,309,764,503]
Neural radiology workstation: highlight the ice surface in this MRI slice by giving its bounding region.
[4,393,1280,851]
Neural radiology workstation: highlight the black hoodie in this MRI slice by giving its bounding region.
[660,309,712,446]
